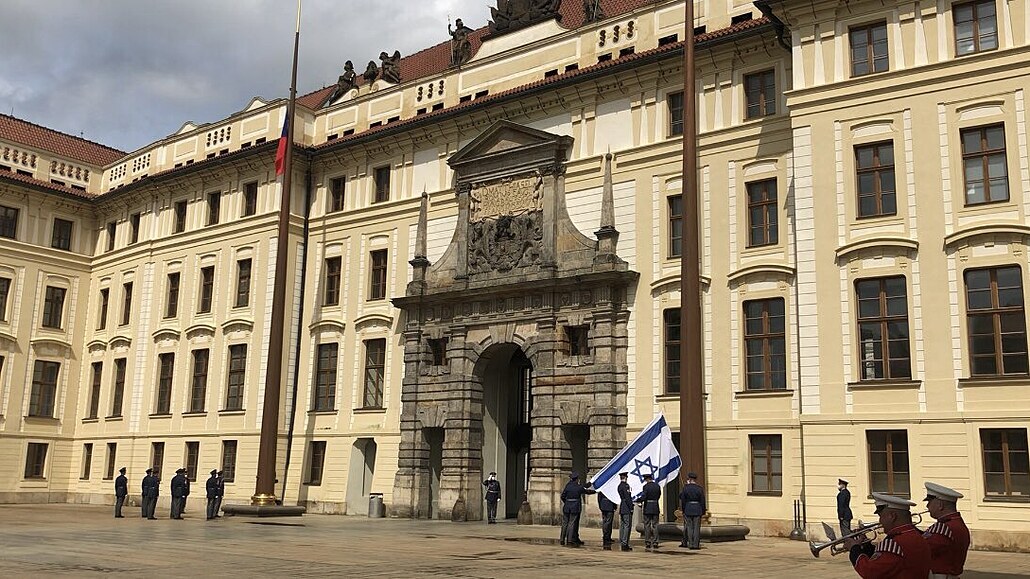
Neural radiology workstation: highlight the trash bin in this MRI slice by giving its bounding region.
[368,493,385,518]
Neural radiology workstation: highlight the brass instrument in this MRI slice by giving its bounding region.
[809,512,927,558]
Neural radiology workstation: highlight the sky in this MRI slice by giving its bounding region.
[0,0,493,153]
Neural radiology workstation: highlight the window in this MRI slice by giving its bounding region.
[29,360,60,417]
[189,349,209,413]
[746,179,778,246]
[855,142,896,217]
[363,338,386,408]
[130,212,140,244]
[207,191,220,225]
[151,442,165,481]
[0,205,18,239]
[850,22,889,76]
[225,344,247,411]
[0,276,11,322]
[88,362,103,419]
[566,325,590,357]
[668,91,684,136]
[97,288,109,330]
[110,359,126,417]
[243,182,258,217]
[306,441,327,485]
[105,443,117,480]
[155,353,174,415]
[81,443,93,480]
[856,277,911,380]
[668,196,683,258]
[955,0,998,56]
[749,435,782,494]
[664,308,681,394]
[106,222,116,252]
[24,443,48,479]
[744,70,776,119]
[51,218,73,250]
[199,266,214,313]
[374,166,390,203]
[965,266,1027,376]
[868,430,910,497]
[962,124,1008,205]
[429,338,448,366]
[744,298,787,390]
[369,249,388,300]
[174,200,187,233]
[221,440,237,482]
[42,286,66,329]
[235,259,252,308]
[313,344,338,411]
[121,282,132,326]
[166,272,180,318]
[330,177,346,212]
[324,257,342,306]
[981,428,1029,499]
[185,441,200,482]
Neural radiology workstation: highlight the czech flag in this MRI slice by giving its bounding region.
[275,115,290,176]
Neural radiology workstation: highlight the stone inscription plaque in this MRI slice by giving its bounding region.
[469,174,542,222]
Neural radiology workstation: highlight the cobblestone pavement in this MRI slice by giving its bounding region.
[1,505,1028,578]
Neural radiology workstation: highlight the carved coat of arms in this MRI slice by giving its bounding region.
[467,174,544,274]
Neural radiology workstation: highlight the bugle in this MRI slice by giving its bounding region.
[808,511,927,558]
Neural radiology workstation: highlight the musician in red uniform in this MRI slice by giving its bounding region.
[845,492,931,579]
[923,481,971,579]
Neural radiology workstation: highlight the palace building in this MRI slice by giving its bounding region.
[1,0,1028,549]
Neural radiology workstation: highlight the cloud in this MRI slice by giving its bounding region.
[0,0,492,152]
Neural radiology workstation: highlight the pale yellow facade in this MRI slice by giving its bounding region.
[0,0,1028,550]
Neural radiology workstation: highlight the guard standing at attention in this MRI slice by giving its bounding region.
[141,468,159,519]
[617,472,634,551]
[838,478,854,534]
[597,490,617,550]
[638,472,662,552]
[845,492,931,579]
[559,472,595,546]
[679,471,706,549]
[213,470,225,517]
[922,482,971,579]
[483,472,501,524]
[206,469,220,520]
[114,467,128,518]
[170,468,188,519]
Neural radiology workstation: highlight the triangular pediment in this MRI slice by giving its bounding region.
[448,120,569,168]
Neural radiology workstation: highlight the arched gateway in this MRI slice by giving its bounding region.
[391,121,638,523]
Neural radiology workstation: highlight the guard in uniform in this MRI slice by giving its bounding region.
[213,470,225,517]
[838,478,853,534]
[559,472,594,546]
[617,472,634,551]
[638,472,662,551]
[206,469,220,520]
[141,468,159,519]
[678,471,705,549]
[482,472,501,524]
[923,482,971,579]
[170,468,188,519]
[597,490,617,550]
[847,492,931,579]
[114,467,128,518]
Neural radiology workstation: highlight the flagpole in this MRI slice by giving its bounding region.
[252,0,302,507]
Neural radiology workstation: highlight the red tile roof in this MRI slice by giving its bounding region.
[0,168,96,200]
[0,113,126,167]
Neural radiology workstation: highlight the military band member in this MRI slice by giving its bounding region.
[846,492,931,579]
[559,472,594,546]
[617,472,634,551]
[838,478,853,535]
[638,473,661,552]
[483,472,501,524]
[923,482,971,579]
[114,467,127,518]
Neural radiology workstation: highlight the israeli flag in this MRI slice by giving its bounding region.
[590,413,682,501]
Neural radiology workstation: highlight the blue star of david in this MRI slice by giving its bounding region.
[630,457,658,483]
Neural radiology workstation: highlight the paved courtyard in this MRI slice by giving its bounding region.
[1,504,1029,578]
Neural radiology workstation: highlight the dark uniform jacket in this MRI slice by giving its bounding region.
[679,482,706,517]
[206,475,219,499]
[597,492,617,513]
[560,481,595,514]
[114,474,128,498]
[482,479,501,503]
[171,474,188,499]
[923,512,970,576]
[639,481,661,516]
[617,481,634,515]
[142,475,159,498]
[838,487,853,521]
[851,523,932,579]
[216,477,225,497]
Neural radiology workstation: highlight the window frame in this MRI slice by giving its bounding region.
[106,221,116,252]
[373,166,391,204]
[129,212,141,244]
[324,256,342,306]
[198,266,215,314]
[0,276,11,322]
[305,441,327,485]
[41,286,66,329]
[88,361,103,420]
[362,338,386,409]
[154,353,174,415]
[954,0,999,56]
[664,308,681,394]
[207,191,221,225]
[110,358,127,417]
[313,343,338,412]
[51,217,73,251]
[329,176,346,213]
[97,287,109,330]
[667,91,684,136]
[243,181,259,217]
[173,200,188,233]
[746,178,778,247]
[166,272,180,318]
[224,344,247,411]
[0,205,19,239]
[668,195,683,259]
[855,276,912,381]
[749,434,783,495]
[964,265,1028,377]
[221,440,237,482]
[867,429,911,498]
[369,249,388,301]
[185,441,200,482]
[961,124,1009,206]
[24,442,48,480]
[29,360,60,418]
[150,441,165,481]
[81,443,93,480]
[743,69,777,120]
[854,141,897,218]
[190,348,209,413]
[849,21,890,77]
[235,258,252,308]
[104,442,117,480]
[743,298,787,391]
[121,282,133,326]
[980,428,1030,501]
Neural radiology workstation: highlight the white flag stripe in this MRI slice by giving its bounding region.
[589,413,682,502]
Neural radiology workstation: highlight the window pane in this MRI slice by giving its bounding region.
[972,356,998,375]
[1004,353,1029,374]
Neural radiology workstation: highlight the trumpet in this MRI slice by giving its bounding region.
[809,512,926,558]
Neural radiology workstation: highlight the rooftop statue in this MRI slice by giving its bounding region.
[489,0,562,35]
[326,60,357,105]
[380,50,402,84]
[583,0,605,23]
[449,18,474,66]
[363,60,380,84]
